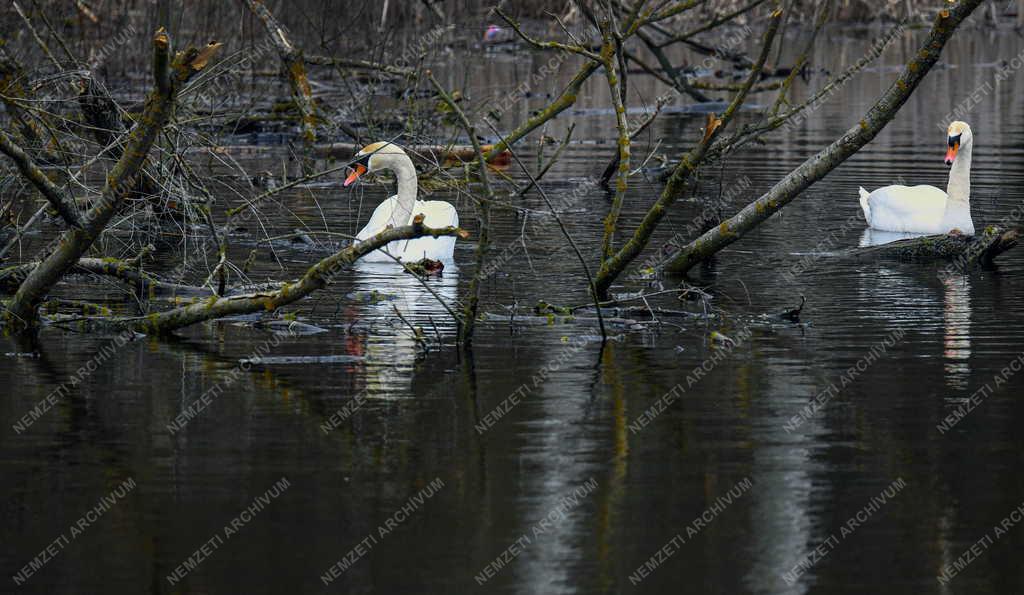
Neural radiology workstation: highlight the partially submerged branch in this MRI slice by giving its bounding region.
[116,220,466,335]
[428,73,492,349]
[843,228,1020,267]
[0,257,210,298]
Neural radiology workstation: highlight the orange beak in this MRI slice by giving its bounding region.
[945,143,958,166]
[344,164,367,187]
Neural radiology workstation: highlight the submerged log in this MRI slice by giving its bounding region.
[315,142,511,165]
[843,227,1020,267]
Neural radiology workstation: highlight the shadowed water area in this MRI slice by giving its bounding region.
[3,21,1024,595]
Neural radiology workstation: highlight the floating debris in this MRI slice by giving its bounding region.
[775,296,806,322]
[346,290,400,304]
[256,319,330,335]
[709,330,736,346]
[404,258,444,278]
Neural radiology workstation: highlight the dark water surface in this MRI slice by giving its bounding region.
[4,22,1024,595]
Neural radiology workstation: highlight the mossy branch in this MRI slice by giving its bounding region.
[599,22,634,262]
[0,258,209,298]
[494,7,602,61]
[0,129,82,228]
[481,62,601,161]
[112,220,467,335]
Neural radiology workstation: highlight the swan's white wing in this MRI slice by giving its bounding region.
[865,185,947,234]
[356,196,398,241]
[390,200,459,263]
[859,228,926,247]
[416,200,459,228]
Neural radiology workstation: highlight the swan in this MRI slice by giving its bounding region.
[344,142,459,263]
[858,121,975,236]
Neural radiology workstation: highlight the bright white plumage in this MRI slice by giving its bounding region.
[858,184,972,235]
[858,121,975,236]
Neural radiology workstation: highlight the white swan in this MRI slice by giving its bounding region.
[858,121,975,236]
[344,142,459,263]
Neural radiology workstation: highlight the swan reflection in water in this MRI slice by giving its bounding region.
[940,273,971,391]
[346,259,460,395]
[858,229,972,390]
[858,228,924,247]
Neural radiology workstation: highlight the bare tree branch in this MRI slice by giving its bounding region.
[0,130,82,228]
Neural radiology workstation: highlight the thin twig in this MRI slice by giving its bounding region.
[482,120,607,342]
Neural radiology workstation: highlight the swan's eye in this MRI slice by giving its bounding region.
[948,134,961,148]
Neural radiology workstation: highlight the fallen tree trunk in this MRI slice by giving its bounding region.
[315,142,511,165]
[659,0,985,275]
[1,30,221,327]
[0,258,212,297]
[842,227,1019,266]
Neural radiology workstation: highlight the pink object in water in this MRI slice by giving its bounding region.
[484,25,502,42]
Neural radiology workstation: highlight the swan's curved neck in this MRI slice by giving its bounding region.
[385,153,418,227]
[946,141,972,203]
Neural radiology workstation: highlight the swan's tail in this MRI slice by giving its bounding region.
[858,186,871,224]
